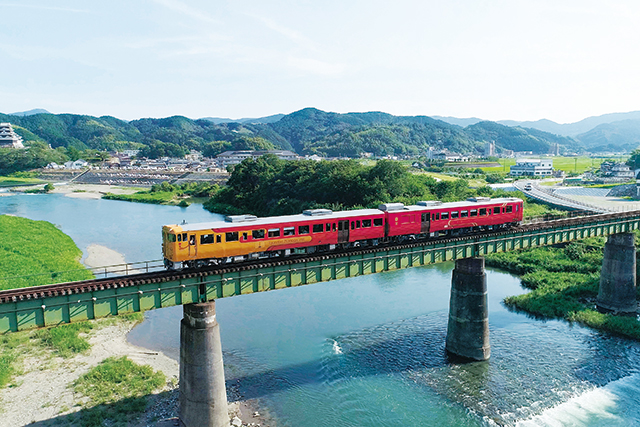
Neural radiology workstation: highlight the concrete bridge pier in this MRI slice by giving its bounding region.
[445,257,490,361]
[179,301,229,427]
[597,233,637,315]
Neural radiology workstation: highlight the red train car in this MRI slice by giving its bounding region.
[162,197,523,268]
[381,197,523,238]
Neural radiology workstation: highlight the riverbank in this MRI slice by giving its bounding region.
[0,241,272,427]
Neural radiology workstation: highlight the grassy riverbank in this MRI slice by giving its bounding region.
[0,215,170,425]
[0,215,93,289]
[487,237,640,340]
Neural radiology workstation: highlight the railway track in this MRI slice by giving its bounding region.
[1,210,638,305]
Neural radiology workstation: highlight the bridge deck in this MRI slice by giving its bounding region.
[1,211,639,333]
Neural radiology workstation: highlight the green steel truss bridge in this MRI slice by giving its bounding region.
[1,210,639,334]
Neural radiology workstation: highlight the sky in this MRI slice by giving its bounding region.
[1,0,639,123]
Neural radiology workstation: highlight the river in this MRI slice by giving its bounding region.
[1,192,639,426]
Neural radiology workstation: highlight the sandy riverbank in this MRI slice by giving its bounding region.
[50,183,142,199]
[0,243,273,427]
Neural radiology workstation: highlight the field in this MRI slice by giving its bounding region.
[479,157,607,174]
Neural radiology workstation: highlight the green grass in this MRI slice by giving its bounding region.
[479,157,605,174]
[73,356,166,426]
[102,191,185,205]
[33,321,94,358]
[585,181,636,188]
[0,216,94,289]
[0,177,45,187]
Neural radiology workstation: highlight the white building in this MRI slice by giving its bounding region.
[216,150,299,166]
[63,159,89,169]
[0,123,24,149]
[484,142,495,157]
[509,159,553,176]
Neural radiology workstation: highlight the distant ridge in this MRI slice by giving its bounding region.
[9,108,51,117]
[498,111,640,136]
[200,114,285,124]
[431,116,484,127]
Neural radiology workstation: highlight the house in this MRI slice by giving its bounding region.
[63,159,89,169]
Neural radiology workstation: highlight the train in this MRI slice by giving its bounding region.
[161,196,524,269]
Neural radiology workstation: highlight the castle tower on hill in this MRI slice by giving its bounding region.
[0,123,24,149]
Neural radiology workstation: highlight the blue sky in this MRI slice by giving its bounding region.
[1,0,639,123]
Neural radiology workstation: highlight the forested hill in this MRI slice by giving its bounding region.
[0,108,578,158]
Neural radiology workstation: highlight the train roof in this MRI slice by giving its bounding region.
[164,197,522,233]
[171,208,384,232]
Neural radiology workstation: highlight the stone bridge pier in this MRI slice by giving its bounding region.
[445,257,490,361]
[597,233,637,315]
[179,301,229,427]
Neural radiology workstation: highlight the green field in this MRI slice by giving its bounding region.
[480,157,608,174]
[0,215,93,290]
[0,177,45,187]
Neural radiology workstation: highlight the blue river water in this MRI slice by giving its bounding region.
[1,192,640,426]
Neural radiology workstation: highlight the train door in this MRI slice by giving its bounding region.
[421,212,430,234]
[338,220,349,243]
[188,233,197,258]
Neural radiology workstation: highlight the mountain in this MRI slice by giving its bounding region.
[0,108,584,157]
[200,114,285,124]
[465,121,577,154]
[431,116,484,127]
[8,108,51,117]
[498,111,640,136]
[575,119,640,152]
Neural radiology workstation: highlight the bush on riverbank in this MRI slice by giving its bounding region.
[73,356,166,426]
[488,237,640,340]
[103,181,220,206]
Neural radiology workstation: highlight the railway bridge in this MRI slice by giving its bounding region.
[1,210,639,427]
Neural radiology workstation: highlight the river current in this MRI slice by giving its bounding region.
[1,192,639,426]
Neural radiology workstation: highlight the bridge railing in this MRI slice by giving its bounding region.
[0,259,165,285]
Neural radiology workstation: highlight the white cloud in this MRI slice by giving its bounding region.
[151,0,220,25]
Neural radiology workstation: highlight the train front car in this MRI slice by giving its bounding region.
[162,208,387,269]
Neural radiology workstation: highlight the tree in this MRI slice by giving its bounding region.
[626,148,640,171]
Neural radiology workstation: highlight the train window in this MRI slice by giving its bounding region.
[431,213,435,221]
[362,219,372,227]
[216,235,221,243]
[242,232,248,240]
[225,232,239,242]
[182,233,188,242]
[374,218,383,226]
[177,234,182,242]
[200,234,214,244]
[284,227,295,236]
[470,209,477,217]
[298,225,310,234]
[332,223,337,231]
[494,207,500,214]
[451,211,459,219]
[461,210,468,218]
[168,233,176,242]
[506,206,513,213]
[479,208,487,216]
[252,229,265,239]
[436,213,440,220]
[356,220,361,228]
[326,223,331,232]
[441,212,449,220]
[338,222,344,231]
[351,221,355,230]
[421,213,427,222]
[515,205,519,212]
[268,228,280,238]
[313,224,324,233]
